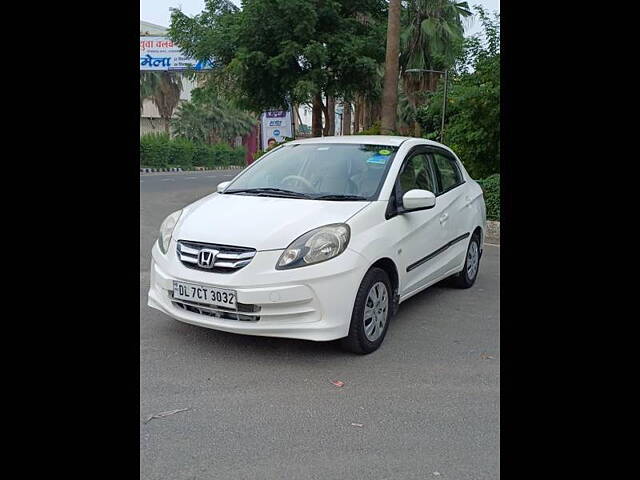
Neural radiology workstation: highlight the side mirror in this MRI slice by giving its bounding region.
[217,181,231,193]
[402,189,436,211]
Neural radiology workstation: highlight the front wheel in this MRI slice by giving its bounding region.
[451,233,481,289]
[340,268,392,354]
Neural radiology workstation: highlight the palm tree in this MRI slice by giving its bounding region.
[380,0,402,135]
[172,97,257,144]
[140,71,160,117]
[400,0,472,134]
[152,72,183,135]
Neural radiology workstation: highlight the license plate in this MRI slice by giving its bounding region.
[172,281,237,308]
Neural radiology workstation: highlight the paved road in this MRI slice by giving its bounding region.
[140,170,500,480]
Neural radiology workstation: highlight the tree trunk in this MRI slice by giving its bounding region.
[363,99,371,131]
[342,101,351,135]
[326,96,336,136]
[371,101,382,128]
[353,99,360,133]
[380,0,401,135]
[312,93,323,137]
[321,94,331,136]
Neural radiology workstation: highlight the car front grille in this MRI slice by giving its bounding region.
[170,293,261,322]
[176,240,257,273]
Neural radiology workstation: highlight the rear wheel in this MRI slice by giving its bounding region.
[341,268,392,354]
[451,233,481,289]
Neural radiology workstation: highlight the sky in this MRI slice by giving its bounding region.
[140,0,500,37]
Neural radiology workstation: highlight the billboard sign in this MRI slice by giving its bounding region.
[261,109,293,149]
[140,36,213,71]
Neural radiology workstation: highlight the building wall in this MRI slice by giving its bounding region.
[140,116,167,136]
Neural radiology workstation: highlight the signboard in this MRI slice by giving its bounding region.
[140,36,213,71]
[261,109,293,150]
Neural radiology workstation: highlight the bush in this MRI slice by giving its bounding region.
[140,133,246,169]
[140,133,171,167]
[477,173,500,221]
[356,122,382,136]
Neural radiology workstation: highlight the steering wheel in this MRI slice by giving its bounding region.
[281,175,317,193]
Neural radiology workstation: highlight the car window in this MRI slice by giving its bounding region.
[398,153,436,198]
[226,143,398,200]
[432,152,463,193]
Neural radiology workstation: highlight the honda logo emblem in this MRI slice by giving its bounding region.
[197,248,219,269]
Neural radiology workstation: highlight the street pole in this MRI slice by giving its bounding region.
[440,70,448,143]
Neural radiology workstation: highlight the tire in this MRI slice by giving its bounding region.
[341,267,393,354]
[451,232,481,289]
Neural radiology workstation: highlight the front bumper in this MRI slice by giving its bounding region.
[147,240,368,341]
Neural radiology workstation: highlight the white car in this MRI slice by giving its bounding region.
[148,136,486,353]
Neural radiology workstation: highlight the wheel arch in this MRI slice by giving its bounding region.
[472,225,483,257]
[368,257,400,313]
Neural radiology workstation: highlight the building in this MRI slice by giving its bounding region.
[140,21,198,137]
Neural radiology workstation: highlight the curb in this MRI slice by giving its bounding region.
[140,167,182,173]
[140,166,245,174]
[485,220,500,244]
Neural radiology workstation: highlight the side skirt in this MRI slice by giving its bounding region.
[399,266,463,304]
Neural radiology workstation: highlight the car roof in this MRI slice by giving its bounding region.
[287,135,447,148]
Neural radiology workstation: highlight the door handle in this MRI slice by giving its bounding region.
[439,213,449,224]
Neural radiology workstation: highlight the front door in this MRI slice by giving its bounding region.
[390,149,449,296]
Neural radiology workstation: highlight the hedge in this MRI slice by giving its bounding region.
[140,133,245,169]
[477,173,500,221]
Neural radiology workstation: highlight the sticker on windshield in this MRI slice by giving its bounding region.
[378,149,392,155]
[367,151,391,165]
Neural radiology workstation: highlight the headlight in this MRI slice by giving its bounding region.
[276,224,350,269]
[158,210,182,254]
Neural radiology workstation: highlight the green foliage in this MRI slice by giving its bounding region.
[298,123,311,134]
[416,6,499,179]
[477,173,499,221]
[140,71,160,115]
[168,0,388,112]
[356,122,382,135]
[400,0,472,72]
[171,94,257,144]
[139,72,183,128]
[140,133,245,169]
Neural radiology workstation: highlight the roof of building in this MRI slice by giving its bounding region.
[140,20,167,36]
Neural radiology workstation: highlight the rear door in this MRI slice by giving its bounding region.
[428,149,471,272]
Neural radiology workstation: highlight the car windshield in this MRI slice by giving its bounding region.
[224,143,399,200]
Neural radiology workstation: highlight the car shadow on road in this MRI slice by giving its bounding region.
[160,316,354,359]
[150,280,456,360]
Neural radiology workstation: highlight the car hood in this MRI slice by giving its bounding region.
[176,193,370,250]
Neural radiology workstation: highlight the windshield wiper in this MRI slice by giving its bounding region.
[224,188,313,199]
[313,194,368,201]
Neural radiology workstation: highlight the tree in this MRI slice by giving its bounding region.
[140,71,160,116]
[169,0,387,138]
[171,87,257,144]
[380,0,401,134]
[140,71,183,134]
[416,6,499,178]
[399,0,472,135]
[342,101,352,135]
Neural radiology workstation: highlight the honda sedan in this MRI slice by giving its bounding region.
[148,136,486,353]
